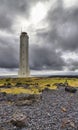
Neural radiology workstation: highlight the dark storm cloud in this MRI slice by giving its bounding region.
[0,0,49,70]
[0,0,78,71]
[0,36,19,68]
[34,0,78,71]
[57,8,78,51]
[29,45,65,70]
[0,13,13,30]
[37,3,78,52]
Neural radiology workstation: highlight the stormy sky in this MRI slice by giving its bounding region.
[0,0,78,75]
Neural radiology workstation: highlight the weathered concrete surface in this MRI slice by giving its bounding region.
[18,32,30,77]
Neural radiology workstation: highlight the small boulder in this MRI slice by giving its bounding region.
[27,94,41,101]
[0,126,5,130]
[11,111,28,128]
[53,83,66,88]
[46,84,50,87]
[42,88,48,92]
[42,88,51,92]
[15,82,22,87]
[65,86,77,93]
[15,94,42,106]
[15,100,33,106]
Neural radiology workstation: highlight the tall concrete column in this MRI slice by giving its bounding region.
[18,32,30,77]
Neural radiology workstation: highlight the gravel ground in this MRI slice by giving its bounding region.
[0,87,78,130]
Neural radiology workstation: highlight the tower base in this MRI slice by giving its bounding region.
[18,70,30,78]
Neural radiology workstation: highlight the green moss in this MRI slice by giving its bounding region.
[0,77,78,94]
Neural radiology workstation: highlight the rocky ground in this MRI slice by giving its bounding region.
[0,87,78,130]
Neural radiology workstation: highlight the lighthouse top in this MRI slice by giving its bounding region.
[21,32,27,35]
[20,32,29,38]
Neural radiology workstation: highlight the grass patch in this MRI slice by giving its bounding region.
[0,87,39,94]
[0,77,78,94]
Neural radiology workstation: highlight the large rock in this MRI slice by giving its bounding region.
[53,83,66,88]
[15,94,42,106]
[0,126,5,130]
[15,100,33,106]
[17,94,42,102]
[46,84,50,87]
[15,83,29,88]
[42,87,54,92]
[11,111,28,128]
[65,86,77,93]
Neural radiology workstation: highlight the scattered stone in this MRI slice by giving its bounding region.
[61,107,67,112]
[22,84,30,88]
[0,126,5,130]
[15,94,42,106]
[0,92,7,96]
[15,100,33,106]
[46,84,50,87]
[53,83,65,88]
[6,94,17,102]
[26,94,42,101]
[34,85,39,88]
[10,111,28,128]
[61,118,70,128]
[61,118,76,129]
[0,84,12,89]
[16,82,30,88]
[42,87,54,92]
[15,82,22,87]
[42,88,51,92]
[70,121,75,128]
[65,86,77,93]
[0,84,78,130]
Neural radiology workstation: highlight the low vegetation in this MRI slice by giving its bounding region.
[0,77,78,94]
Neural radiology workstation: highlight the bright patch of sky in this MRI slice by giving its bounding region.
[61,52,78,62]
[63,0,78,8]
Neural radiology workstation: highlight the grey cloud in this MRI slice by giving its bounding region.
[0,14,13,30]
[0,0,78,72]
[29,45,65,70]
[0,0,49,70]
[0,0,48,31]
[65,59,78,71]
[0,36,19,68]
[57,8,78,51]
[34,0,78,71]
[0,0,30,31]
[37,1,78,52]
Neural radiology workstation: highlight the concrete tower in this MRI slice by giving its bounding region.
[18,32,30,77]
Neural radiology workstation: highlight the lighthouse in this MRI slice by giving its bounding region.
[18,32,30,77]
